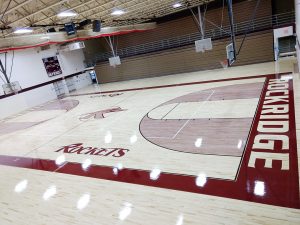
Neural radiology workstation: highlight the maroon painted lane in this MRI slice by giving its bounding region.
[139,82,264,156]
[0,73,299,209]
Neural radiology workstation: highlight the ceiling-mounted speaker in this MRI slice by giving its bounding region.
[64,22,76,36]
[47,28,56,33]
[93,20,101,32]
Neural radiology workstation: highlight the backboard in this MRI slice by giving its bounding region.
[2,81,22,94]
[195,38,213,53]
[109,56,121,67]
[226,43,235,66]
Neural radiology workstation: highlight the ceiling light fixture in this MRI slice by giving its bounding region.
[13,28,33,34]
[111,9,125,16]
[57,10,78,17]
[173,3,182,8]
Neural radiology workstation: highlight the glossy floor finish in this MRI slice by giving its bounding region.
[0,59,300,224]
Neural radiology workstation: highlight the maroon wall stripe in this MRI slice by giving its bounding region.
[0,69,94,100]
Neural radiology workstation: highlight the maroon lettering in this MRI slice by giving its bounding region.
[262,104,289,114]
[268,83,288,90]
[94,149,108,156]
[104,149,119,156]
[79,107,127,121]
[54,143,129,158]
[266,90,288,96]
[55,143,83,153]
[84,148,100,155]
[69,147,90,154]
[112,149,130,157]
[248,77,290,171]
[264,95,289,105]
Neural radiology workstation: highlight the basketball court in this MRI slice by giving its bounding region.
[0,60,299,224]
[0,0,299,224]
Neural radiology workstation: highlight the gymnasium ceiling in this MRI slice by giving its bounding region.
[0,0,214,37]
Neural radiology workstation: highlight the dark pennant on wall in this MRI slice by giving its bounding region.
[42,56,63,77]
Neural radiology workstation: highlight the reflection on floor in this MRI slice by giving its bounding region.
[0,99,79,135]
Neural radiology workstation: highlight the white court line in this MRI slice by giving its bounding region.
[172,90,215,139]
[147,90,215,140]
[161,103,180,119]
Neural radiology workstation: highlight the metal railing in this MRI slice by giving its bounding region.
[86,11,295,66]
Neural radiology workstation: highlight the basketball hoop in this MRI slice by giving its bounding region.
[220,59,228,69]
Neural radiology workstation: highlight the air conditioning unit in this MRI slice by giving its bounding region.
[59,42,85,52]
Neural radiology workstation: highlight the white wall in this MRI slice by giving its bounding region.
[0,45,92,119]
[0,45,88,91]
